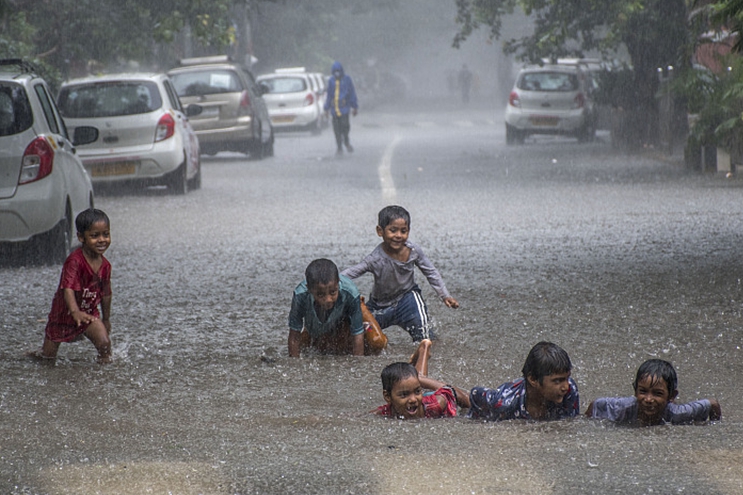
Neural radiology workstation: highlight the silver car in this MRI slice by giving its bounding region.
[57,73,202,194]
[256,69,323,135]
[504,64,597,144]
[168,56,273,158]
[0,59,97,264]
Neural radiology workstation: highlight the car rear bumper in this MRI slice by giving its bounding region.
[79,141,185,183]
[268,106,320,129]
[0,179,63,242]
[505,108,587,133]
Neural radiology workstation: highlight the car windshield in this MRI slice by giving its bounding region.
[518,72,579,92]
[0,83,33,136]
[170,69,243,96]
[58,81,162,118]
[258,77,307,94]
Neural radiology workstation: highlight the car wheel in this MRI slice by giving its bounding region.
[577,119,596,143]
[169,158,188,195]
[310,119,322,136]
[263,129,274,157]
[41,205,72,264]
[188,158,202,190]
[506,124,524,145]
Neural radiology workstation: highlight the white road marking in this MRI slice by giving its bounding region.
[378,135,402,204]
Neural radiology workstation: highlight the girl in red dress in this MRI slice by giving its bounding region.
[29,209,113,364]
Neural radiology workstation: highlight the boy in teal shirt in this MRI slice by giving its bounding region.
[288,258,364,357]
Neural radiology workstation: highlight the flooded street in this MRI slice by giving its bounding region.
[3,99,743,494]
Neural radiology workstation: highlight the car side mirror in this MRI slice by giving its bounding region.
[259,83,270,95]
[72,126,98,146]
[185,104,203,117]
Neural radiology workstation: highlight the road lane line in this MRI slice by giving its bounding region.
[378,135,402,204]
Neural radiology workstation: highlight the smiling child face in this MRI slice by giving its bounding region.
[384,375,424,419]
[635,374,677,426]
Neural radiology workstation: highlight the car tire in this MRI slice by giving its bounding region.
[41,205,72,265]
[188,158,202,191]
[263,129,274,157]
[310,119,322,136]
[169,158,189,195]
[506,124,524,145]
[577,120,596,143]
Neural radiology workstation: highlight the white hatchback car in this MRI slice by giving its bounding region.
[256,68,323,134]
[0,59,97,264]
[57,73,201,194]
[504,64,597,144]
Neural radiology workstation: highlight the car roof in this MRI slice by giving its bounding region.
[61,73,167,86]
[518,64,584,74]
[0,59,40,83]
[256,72,310,80]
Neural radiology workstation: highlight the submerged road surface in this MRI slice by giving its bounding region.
[2,99,743,494]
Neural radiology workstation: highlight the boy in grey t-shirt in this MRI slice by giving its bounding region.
[341,206,458,342]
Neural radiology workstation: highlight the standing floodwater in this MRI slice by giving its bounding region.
[2,99,743,494]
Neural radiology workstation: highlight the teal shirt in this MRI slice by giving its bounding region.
[288,275,364,338]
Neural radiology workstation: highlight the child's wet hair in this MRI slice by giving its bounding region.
[381,362,418,393]
[305,258,339,290]
[522,341,572,384]
[75,208,110,234]
[378,205,410,230]
[633,359,677,396]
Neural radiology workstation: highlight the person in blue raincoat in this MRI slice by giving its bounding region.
[324,61,358,155]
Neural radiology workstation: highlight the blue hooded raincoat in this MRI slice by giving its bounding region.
[324,61,358,117]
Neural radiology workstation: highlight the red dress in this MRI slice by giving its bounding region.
[44,248,111,342]
[376,387,458,418]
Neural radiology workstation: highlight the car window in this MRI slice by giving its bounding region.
[34,83,61,134]
[58,81,163,118]
[258,77,307,94]
[170,69,243,96]
[0,83,33,136]
[518,72,578,92]
[163,79,182,112]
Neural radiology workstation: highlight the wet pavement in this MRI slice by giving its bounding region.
[2,99,743,494]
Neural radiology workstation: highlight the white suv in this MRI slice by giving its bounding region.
[0,59,97,264]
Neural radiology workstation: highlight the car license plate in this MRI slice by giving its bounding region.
[272,115,295,124]
[89,161,137,177]
[199,107,219,118]
[530,116,558,126]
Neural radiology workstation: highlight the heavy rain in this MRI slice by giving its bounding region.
[2,1,743,494]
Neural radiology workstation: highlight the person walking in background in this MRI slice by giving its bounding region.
[324,61,358,155]
[458,63,473,105]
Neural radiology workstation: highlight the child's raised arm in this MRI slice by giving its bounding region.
[419,375,471,409]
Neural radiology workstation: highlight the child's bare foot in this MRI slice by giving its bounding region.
[409,339,432,369]
[96,354,112,365]
[25,349,55,361]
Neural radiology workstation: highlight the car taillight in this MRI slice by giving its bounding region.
[509,91,520,107]
[573,92,585,109]
[304,93,315,106]
[240,90,251,108]
[155,113,175,142]
[19,137,54,185]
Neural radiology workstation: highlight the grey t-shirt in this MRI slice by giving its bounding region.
[341,241,451,307]
[590,396,712,424]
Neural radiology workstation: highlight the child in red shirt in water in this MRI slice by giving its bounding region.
[28,209,113,364]
[375,339,470,419]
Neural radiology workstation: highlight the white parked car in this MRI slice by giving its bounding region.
[0,59,98,263]
[504,64,597,144]
[57,73,202,194]
[256,68,323,134]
